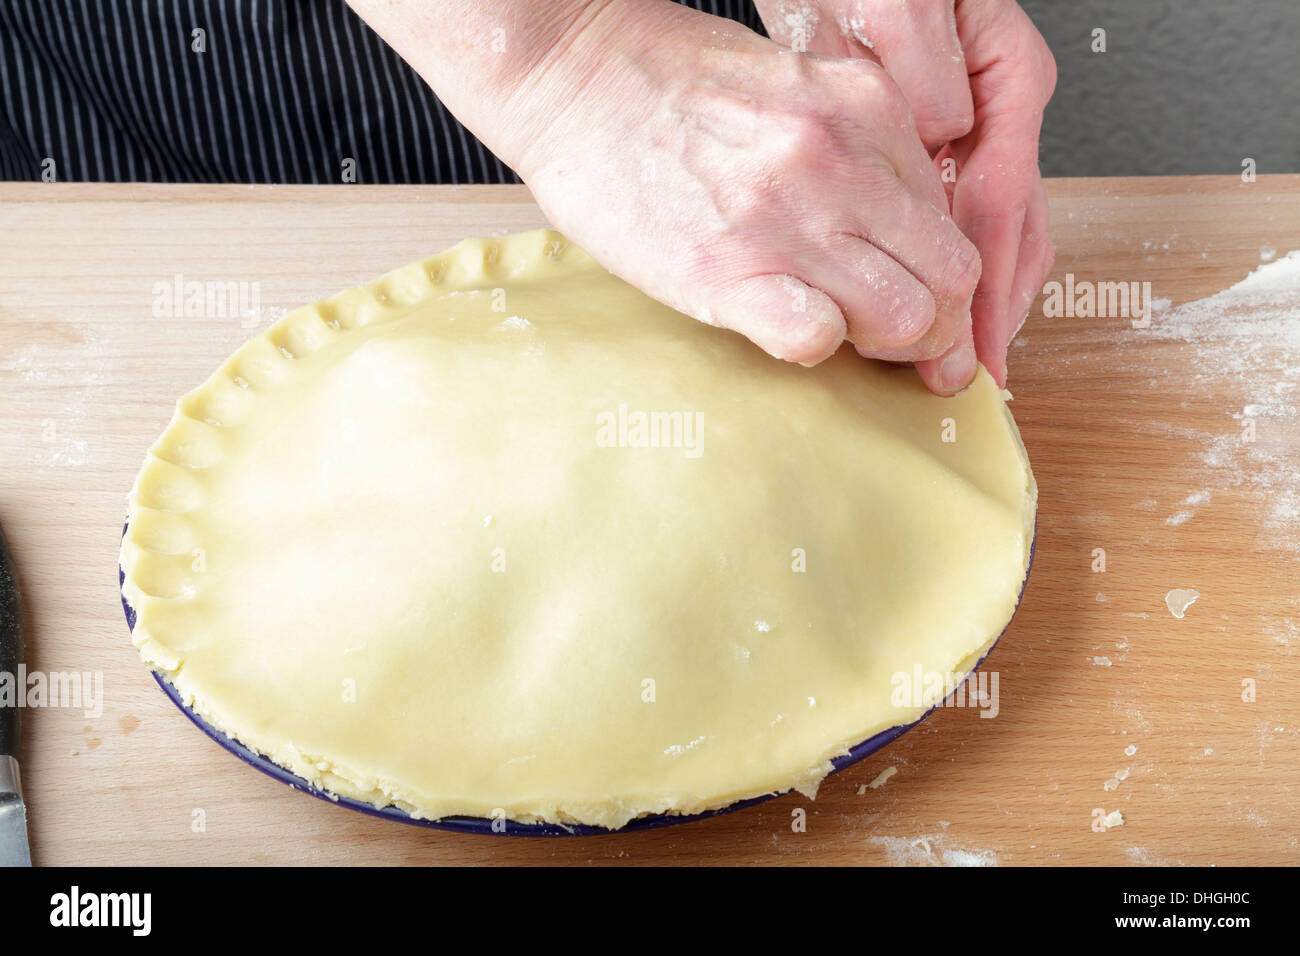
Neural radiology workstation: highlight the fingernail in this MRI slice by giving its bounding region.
[939,343,977,393]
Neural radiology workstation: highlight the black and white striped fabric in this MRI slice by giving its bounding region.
[0,0,766,183]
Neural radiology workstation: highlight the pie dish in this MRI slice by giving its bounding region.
[120,229,1037,830]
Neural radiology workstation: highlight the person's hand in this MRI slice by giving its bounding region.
[517,0,986,393]
[756,0,1056,386]
[353,0,982,394]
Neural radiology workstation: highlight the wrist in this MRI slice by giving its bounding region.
[506,0,726,181]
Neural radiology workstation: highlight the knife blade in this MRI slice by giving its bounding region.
[0,521,31,867]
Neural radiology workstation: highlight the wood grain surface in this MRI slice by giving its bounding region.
[1,177,1297,866]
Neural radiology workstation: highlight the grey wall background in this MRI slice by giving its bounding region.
[1020,0,1300,176]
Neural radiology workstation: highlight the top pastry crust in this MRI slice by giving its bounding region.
[120,229,1036,829]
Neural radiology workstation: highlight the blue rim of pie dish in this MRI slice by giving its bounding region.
[121,523,1034,836]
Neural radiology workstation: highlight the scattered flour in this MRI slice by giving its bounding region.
[836,14,872,48]
[1145,251,1300,549]
[1165,490,1211,526]
[1128,846,1183,866]
[1,326,112,470]
[942,848,998,868]
[868,833,998,867]
[1244,810,1270,828]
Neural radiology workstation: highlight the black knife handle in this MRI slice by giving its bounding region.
[0,524,22,759]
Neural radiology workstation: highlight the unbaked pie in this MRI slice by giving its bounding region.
[120,229,1036,829]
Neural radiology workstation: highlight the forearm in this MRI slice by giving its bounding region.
[347,0,629,175]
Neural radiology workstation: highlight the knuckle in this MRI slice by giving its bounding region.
[780,111,839,163]
[884,294,936,347]
[680,236,730,287]
[682,229,793,290]
[682,236,762,296]
[777,323,841,365]
[773,305,845,365]
[948,99,977,139]
[924,105,975,146]
[877,85,914,130]
[840,58,910,120]
[862,272,936,348]
[938,236,982,303]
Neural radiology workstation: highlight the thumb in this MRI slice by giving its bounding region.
[704,274,847,367]
[914,324,977,396]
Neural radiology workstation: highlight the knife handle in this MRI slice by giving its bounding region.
[0,525,22,760]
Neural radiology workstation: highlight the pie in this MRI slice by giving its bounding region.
[120,229,1036,829]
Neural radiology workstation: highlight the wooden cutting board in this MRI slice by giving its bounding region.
[1,177,1296,866]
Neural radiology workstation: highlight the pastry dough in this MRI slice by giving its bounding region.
[120,229,1036,829]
